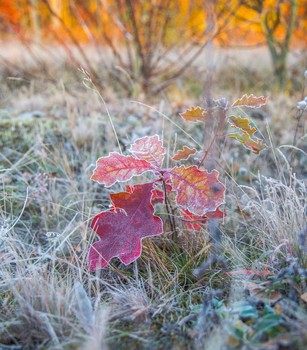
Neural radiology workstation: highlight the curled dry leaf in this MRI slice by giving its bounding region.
[150,188,165,204]
[130,135,165,168]
[228,130,266,154]
[227,115,267,154]
[172,146,197,161]
[228,115,257,136]
[91,152,154,187]
[89,182,163,270]
[179,106,207,122]
[170,165,225,216]
[232,94,268,109]
[181,207,225,230]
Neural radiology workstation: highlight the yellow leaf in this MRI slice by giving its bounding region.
[228,130,267,154]
[228,115,257,136]
[180,106,207,122]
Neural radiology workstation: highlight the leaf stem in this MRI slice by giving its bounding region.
[162,175,176,235]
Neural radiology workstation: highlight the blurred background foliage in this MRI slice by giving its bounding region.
[0,0,306,94]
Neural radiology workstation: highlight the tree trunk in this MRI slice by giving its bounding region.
[263,0,298,90]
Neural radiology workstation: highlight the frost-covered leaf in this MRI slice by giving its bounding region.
[180,106,207,122]
[172,146,197,161]
[91,152,154,187]
[232,94,268,108]
[228,131,266,154]
[170,166,225,216]
[181,207,225,230]
[88,183,163,270]
[130,135,165,168]
[228,115,257,136]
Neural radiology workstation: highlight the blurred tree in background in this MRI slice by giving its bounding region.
[218,0,305,89]
[0,0,306,94]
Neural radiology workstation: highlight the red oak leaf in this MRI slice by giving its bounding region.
[172,146,197,161]
[129,135,165,168]
[170,166,225,216]
[231,94,268,109]
[91,152,154,187]
[88,182,163,270]
[181,207,225,230]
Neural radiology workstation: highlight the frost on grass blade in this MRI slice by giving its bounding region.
[129,135,165,169]
[88,182,163,271]
[172,146,197,161]
[170,165,225,216]
[180,106,207,122]
[91,152,154,187]
[231,94,268,109]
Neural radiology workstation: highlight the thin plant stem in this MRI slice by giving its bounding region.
[162,177,176,236]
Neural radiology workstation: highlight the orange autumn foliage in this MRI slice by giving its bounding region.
[0,0,305,48]
[216,0,306,48]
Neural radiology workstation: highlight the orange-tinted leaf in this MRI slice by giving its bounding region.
[91,152,154,187]
[232,94,268,108]
[130,135,165,168]
[170,166,225,216]
[172,146,197,161]
[89,182,163,270]
[228,115,257,136]
[180,106,207,122]
[228,131,266,154]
